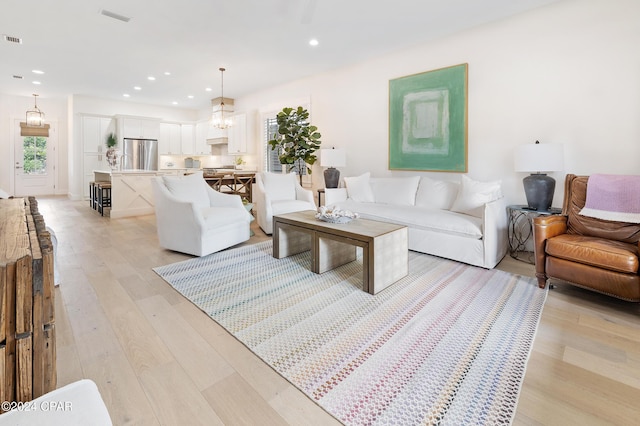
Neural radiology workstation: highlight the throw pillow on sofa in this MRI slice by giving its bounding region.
[344,172,375,202]
[162,171,209,209]
[450,175,502,218]
[415,176,459,210]
[370,176,421,206]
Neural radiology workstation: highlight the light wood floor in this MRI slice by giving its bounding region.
[36,197,639,425]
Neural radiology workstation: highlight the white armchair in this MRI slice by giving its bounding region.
[254,172,317,234]
[150,171,252,256]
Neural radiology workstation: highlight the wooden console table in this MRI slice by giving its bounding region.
[0,197,56,408]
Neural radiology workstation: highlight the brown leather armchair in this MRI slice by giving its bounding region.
[533,174,640,301]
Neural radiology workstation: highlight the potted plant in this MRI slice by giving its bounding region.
[267,106,321,185]
[234,156,246,170]
[105,132,119,169]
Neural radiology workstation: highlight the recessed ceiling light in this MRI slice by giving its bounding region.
[123,93,130,97]
[172,101,178,105]
[147,76,155,81]
[205,87,212,92]
[32,69,44,74]
[32,81,41,85]
[309,38,319,46]
[187,95,194,99]
[164,71,171,76]
[133,86,142,91]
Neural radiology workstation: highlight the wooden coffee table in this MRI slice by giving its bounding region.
[273,210,408,294]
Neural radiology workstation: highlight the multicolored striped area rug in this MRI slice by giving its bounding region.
[154,241,547,425]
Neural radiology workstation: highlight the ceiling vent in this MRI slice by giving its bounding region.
[13,75,23,79]
[100,9,131,23]
[3,35,22,44]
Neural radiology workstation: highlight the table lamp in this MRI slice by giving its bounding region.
[514,141,564,211]
[320,148,346,188]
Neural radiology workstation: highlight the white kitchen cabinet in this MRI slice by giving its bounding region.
[180,124,195,155]
[118,117,160,140]
[82,115,115,198]
[227,113,248,154]
[194,121,211,155]
[159,123,182,154]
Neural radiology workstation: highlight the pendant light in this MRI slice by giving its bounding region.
[212,67,234,129]
[26,94,45,127]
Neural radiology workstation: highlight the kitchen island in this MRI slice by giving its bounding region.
[93,170,179,218]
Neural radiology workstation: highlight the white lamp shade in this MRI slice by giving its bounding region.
[514,143,564,172]
[320,148,346,168]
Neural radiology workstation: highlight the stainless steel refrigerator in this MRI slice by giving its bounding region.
[121,138,158,170]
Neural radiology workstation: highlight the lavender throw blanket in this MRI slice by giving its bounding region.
[579,174,640,223]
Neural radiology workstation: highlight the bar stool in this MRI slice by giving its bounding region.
[96,182,112,216]
[89,181,96,210]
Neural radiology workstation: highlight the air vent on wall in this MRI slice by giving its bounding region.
[100,9,131,23]
[3,35,22,44]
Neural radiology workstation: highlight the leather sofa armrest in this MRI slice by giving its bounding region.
[532,215,568,288]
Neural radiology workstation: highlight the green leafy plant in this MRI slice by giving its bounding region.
[106,132,117,148]
[267,106,321,184]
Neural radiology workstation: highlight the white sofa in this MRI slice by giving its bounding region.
[151,171,252,256]
[254,172,317,234]
[324,173,508,269]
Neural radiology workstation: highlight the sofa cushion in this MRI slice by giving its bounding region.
[451,175,502,218]
[163,171,209,209]
[370,176,421,206]
[261,172,297,201]
[344,173,375,202]
[337,199,483,239]
[546,234,639,274]
[415,176,459,210]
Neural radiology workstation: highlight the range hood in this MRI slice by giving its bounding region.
[206,135,228,145]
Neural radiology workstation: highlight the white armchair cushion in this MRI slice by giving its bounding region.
[271,199,316,216]
[162,171,209,209]
[451,175,502,218]
[370,176,421,206]
[344,172,375,202]
[415,176,460,210]
[261,172,297,201]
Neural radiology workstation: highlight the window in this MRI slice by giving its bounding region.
[23,136,48,174]
[264,117,282,173]
[263,115,307,175]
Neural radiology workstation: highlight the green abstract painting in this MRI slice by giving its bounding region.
[389,63,468,172]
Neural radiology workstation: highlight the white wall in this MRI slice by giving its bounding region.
[0,94,69,195]
[235,0,640,207]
